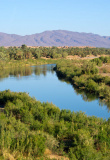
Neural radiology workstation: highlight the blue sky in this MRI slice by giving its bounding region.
[0,0,110,36]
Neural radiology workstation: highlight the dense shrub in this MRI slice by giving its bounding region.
[55,59,110,102]
[0,90,110,159]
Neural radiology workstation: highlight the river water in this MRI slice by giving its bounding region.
[0,64,110,119]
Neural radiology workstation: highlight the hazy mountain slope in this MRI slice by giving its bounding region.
[0,30,110,48]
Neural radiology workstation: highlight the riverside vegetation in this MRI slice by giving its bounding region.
[0,90,110,160]
[0,45,110,159]
[55,56,110,103]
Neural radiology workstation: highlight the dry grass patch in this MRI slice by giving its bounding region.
[66,55,80,60]
[44,149,69,160]
[99,64,110,73]
[47,154,69,160]
[2,150,15,160]
[44,149,52,155]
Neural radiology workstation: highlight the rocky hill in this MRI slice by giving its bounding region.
[0,30,110,48]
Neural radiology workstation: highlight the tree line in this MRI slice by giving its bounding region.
[0,45,110,62]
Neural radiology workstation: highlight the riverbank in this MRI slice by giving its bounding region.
[0,90,110,160]
[0,58,58,70]
[55,59,110,104]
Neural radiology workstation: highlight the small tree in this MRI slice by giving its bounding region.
[21,44,27,50]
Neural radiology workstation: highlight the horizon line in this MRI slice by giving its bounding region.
[0,30,109,37]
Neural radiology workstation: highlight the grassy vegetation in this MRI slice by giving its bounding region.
[0,90,110,159]
[55,57,110,103]
[0,58,58,71]
[0,46,110,159]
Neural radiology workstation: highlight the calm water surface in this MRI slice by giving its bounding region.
[0,64,110,119]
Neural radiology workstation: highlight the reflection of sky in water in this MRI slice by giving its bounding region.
[0,64,110,119]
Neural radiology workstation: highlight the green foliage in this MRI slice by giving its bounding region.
[0,52,8,61]
[0,46,110,65]
[0,46,110,159]
[82,61,99,74]
[21,44,27,50]
[55,59,110,102]
[62,51,68,58]
[85,79,99,93]
[91,56,110,65]
[0,90,110,159]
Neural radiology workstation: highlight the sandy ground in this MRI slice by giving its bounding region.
[66,54,109,60]
[41,55,109,60]
[47,155,69,160]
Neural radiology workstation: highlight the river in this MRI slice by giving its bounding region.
[0,64,110,119]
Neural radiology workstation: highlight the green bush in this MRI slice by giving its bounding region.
[0,89,110,159]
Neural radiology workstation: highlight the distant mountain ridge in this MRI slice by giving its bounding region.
[0,30,110,48]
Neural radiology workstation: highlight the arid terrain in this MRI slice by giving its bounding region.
[0,30,110,47]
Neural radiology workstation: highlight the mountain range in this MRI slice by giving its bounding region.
[0,30,110,48]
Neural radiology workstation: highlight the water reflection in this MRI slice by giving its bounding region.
[33,64,55,76]
[0,66,32,80]
[0,64,56,80]
[75,89,110,112]
[0,64,110,117]
[56,72,110,111]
